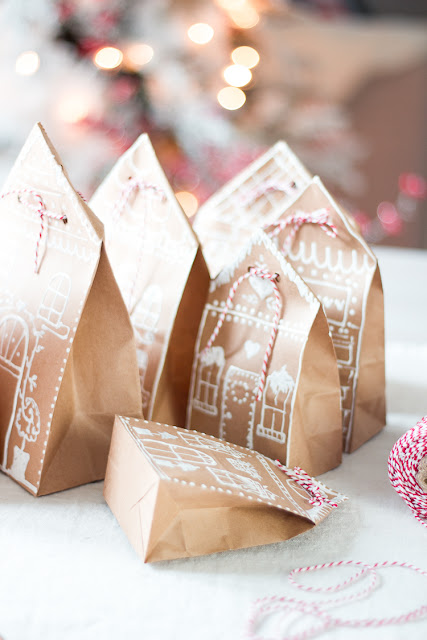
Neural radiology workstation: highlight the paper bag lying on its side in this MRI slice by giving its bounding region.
[265,177,386,452]
[104,416,346,563]
[90,134,210,427]
[0,123,142,496]
[186,230,342,476]
[194,141,312,277]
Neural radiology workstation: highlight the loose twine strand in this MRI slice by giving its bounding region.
[388,415,427,529]
[247,560,427,640]
[203,267,282,401]
[0,189,67,273]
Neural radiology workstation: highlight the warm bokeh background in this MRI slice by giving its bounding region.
[1,0,426,246]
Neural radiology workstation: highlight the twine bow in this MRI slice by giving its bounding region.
[240,180,298,207]
[275,460,338,508]
[0,189,67,273]
[203,266,282,401]
[110,177,166,311]
[266,207,338,254]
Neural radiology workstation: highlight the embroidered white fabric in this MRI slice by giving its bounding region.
[0,246,426,640]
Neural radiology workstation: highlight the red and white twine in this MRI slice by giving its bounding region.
[274,460,338,509]
[240,180,298,207]
[111,177,166,224]
[247,560,427,640]
[0,189,67,272]
[266,208,337,254]
[110,177,166,310]
[203,267,282,401]
[388,416,427,529]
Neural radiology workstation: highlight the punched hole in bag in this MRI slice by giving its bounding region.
[202,266,282,402]
[0,189,67,273]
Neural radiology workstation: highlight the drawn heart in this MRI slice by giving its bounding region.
[249,275,273,300]
[244,340,261,359]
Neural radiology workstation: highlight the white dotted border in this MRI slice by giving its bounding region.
[121,417,322,521]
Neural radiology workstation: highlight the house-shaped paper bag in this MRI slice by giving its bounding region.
[90,134,209,427]
[186,231,342,476]
[193,142,312,277]
[0,124,142,496]
[264,177,386,453]
[104,416,346,563]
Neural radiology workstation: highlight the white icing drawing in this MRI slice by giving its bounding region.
[227,458,262,480]
[178,431,246,459]
[256,365,295,444]
[37,273,71,339]
[249,276,273,300]
[244,340,261,359]
[219,365,258,444]
[193,346,225,416]
[208,467,278,501]
[142,439,217,472]
[0,315,29,468]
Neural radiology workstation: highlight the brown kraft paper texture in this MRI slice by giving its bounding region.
[186,230,342,476]
[264,177,386,452]
[104,416,347,563]
[90,134,209,427]
[0,123,142,495]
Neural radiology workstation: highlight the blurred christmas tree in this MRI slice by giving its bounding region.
[0,0,425,241]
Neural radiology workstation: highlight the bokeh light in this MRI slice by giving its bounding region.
[176,191,199,217]
[231,46,259,68]
[217,87,246,110]
[187,23,214,45]
[15,51,40,76]
[125,43,154,70]
[93,46,123,70]
[229,7,259,29]
[57,95,90,124]
[223,64,252,87]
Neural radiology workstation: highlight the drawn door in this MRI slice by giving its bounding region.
[219,366,258,446]
[0,315,29,467]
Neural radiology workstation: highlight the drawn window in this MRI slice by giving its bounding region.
[38,273,71,327]
[208,468,276,500]
[194,346,225,416]
[0,315,28,377]
[257,366,295,443]
[144,441,216,467]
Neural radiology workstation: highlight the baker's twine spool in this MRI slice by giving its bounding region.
[246,560,427,640]
[388,415,427,529]
[203,267,282,401]
[0,189,67,272]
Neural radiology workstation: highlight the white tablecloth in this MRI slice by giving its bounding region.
[1,247,426,640]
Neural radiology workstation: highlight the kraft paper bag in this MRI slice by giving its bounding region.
[264,177,386,452]
[194,141,312,277]
[0,123,142,496]
[104,416,346,563]
[186,230,342,476]
[90,134,210,427]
